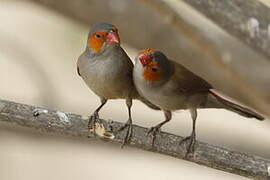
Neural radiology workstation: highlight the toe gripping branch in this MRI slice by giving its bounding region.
[115,118,133,147]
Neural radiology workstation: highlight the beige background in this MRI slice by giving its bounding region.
[0,1,270,179]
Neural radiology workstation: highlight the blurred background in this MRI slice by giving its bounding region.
[0,0,270,179]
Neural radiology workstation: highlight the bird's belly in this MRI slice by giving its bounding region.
[83,74,130,99]
[81,65,133,99]
[139,88,189,110]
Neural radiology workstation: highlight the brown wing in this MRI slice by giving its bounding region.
[170,60,212,93]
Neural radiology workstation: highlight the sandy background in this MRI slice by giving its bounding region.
[0,1,270,179]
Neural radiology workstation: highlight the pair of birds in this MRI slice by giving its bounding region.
[77,23,264,155]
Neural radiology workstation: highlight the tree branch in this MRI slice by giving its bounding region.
[0,99,269,179]
[182,0,270,61]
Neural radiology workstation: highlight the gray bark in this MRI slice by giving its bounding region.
[0,99,270,179]
[183,0,270,61]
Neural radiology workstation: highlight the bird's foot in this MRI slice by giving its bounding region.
[88,111,100,137]
[147,125,162,148]
[179,131,196,158]
[116,118,133,147]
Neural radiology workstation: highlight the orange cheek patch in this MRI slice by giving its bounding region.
[143,65,160,82]
[88,37,104,53]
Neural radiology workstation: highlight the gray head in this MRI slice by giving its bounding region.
[86,23,120,55]
[135,49,173,83]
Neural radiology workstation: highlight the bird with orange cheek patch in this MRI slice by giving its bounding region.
[77,23,160,146]
[133,49,264,155]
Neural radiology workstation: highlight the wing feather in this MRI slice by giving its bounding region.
[169,60,212,93]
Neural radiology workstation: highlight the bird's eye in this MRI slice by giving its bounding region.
[95,34,102,38]
[151,68,158,72]
[110,28,117,33]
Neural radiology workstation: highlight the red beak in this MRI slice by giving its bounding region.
[106,32,120,44]
[139,55,152,67]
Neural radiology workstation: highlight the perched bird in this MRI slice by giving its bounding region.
[77,23,159,145]
[133,49,264,154]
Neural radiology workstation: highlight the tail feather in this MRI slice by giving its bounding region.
[206,91,264,121]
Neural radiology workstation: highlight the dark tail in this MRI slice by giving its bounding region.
[206,90,264,121]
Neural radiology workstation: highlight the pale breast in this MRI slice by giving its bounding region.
[138,83,189,110]
[77,51,134,99]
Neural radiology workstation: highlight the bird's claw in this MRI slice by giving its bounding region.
[116,118,133,147]
[88,111,100,137]
[122,123,133,148]
[179,132,196,157]
[147,126,161,136]
[147,126,161,148]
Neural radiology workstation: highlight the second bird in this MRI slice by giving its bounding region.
[133,49,264,155]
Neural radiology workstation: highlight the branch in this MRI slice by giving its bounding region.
[182,0,270,61]
[0,99,269,179]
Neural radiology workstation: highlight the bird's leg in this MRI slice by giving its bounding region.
[179,108,197,157]
[88,98,107,137]
[148,110,171,148]
[116,98,133,147]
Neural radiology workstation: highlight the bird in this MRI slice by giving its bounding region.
[77,23,159,145]
[133,49,264,155]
